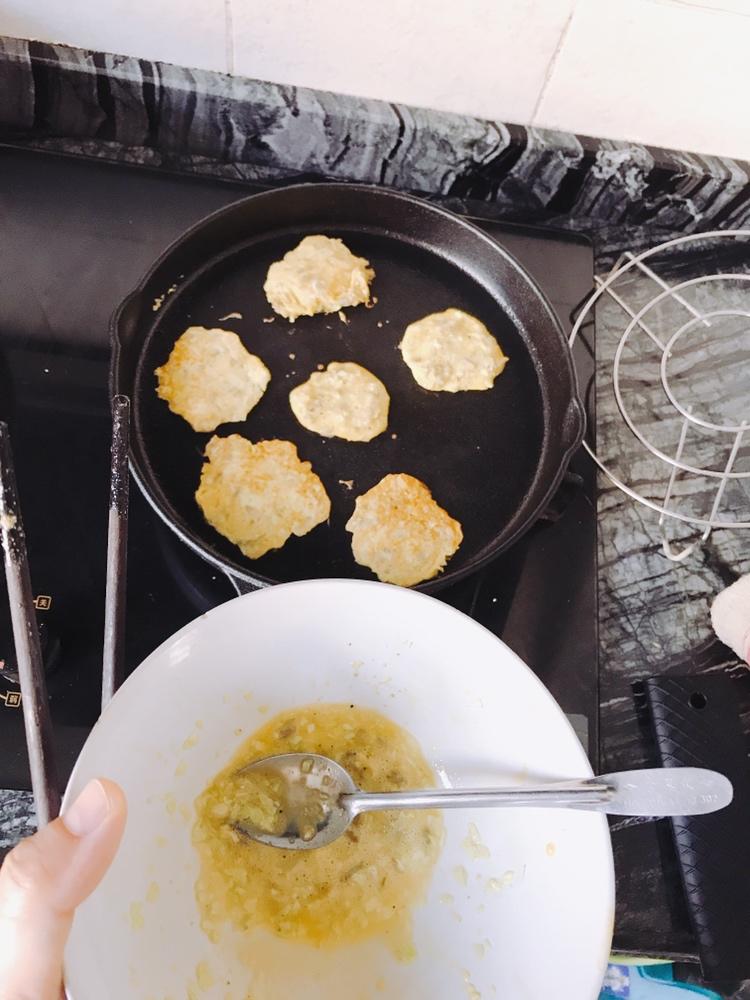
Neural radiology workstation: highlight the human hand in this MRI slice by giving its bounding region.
[0,778,127,1000]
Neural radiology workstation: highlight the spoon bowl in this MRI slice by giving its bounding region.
[235,753,357,850]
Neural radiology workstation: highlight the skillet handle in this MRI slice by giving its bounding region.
[562,397,586,454]
[538,397,586,524]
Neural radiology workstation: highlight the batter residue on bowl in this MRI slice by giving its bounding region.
[192,704,443,959]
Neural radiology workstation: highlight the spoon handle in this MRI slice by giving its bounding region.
[345,767,733,818]
[345,781,613,815]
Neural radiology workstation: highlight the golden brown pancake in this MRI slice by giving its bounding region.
[289,361,390,442]
[346,473,462,586]
[264,235,374,320]
[399,308,508,392]
[155,326,270,432]
[195,435,330,559]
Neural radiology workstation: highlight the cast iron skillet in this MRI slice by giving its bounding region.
[112,183,584,593]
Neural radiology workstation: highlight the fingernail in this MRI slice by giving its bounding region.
[62,779,110,837]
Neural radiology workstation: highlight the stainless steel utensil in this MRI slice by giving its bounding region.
[0,421,60,825]
[101,394,130,710]
[233,752,733,850]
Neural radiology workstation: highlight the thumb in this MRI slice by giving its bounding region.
[0,778,127,1000]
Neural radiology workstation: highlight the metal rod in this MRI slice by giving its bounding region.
[101,396,130,711]
[568,231,750,535]
[659,417,708,562]
[0,422,60,825]
[595,275,666,351]
[624,252,712,328]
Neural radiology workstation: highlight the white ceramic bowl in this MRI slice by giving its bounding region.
[64,579,614,1000]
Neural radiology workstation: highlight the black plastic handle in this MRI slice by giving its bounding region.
[643,676,750,981]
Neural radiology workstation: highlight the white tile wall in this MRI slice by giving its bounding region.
[0,0,228,74]
[230,0,575,125]
[533,0,750,161]
[1,0,749,160]
[657,0,750,13]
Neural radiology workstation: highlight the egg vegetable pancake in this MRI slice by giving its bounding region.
[155,326,271,432]
[399,308,508,392]
[264,235,375,320]
[289,361,390,442]
[346,473,463,587]
[195,435,330,559]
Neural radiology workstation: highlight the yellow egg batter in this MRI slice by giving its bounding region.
[192,704,443,959]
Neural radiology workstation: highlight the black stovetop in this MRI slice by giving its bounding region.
[0,145,597,789]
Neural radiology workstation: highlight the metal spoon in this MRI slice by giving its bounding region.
[233,753,733,850]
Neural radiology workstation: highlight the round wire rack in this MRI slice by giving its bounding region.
[569,230,750,562]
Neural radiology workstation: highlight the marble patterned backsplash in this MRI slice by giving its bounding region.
[1,35,750,264]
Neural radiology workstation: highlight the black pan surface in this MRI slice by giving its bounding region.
[113,184,583,592]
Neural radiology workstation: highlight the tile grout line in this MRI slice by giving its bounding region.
[647,0,750,18]
[530,3,577,125]
[224,0,235,75]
